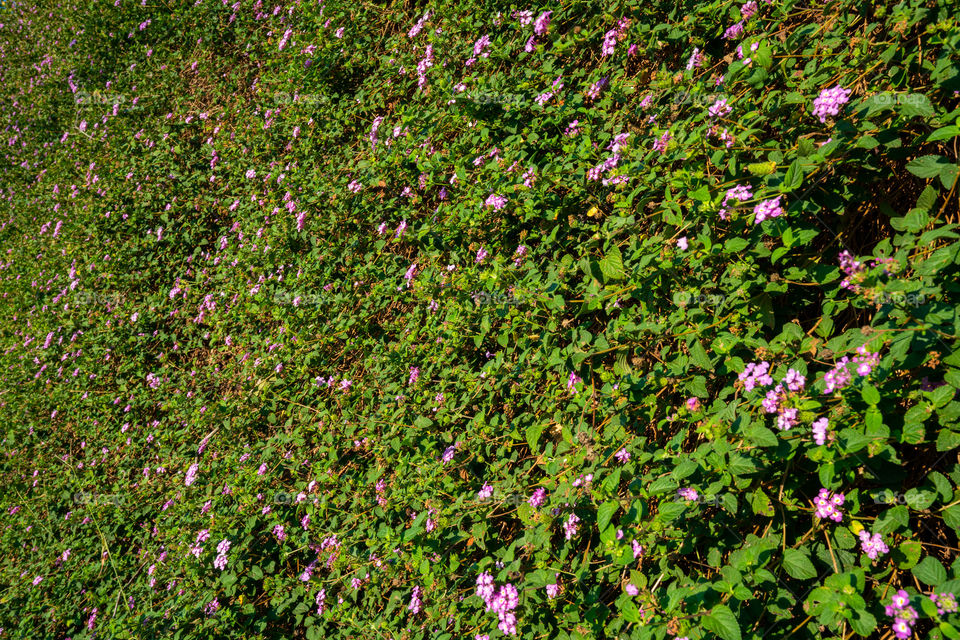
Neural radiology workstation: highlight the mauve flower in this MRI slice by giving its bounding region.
[814,488,844,522]
[812,417,830,445]
[533,11,552,36]
[708,98,732,118]
[812,85,851,123]
[485,193,508,210]
[529,487,547,507]
[753,196,784,223]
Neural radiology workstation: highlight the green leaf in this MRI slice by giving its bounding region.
[876,505,910,534]
[689,339,712,370]
[599,245,626,281]
[745,425,778,448]
[941,622,960,640]
[899,93,934,118]
[922,593,941,617]
[648,476,679,494]
[907,155,951,179]
[597,500,619,533]
[702,604,742,640]
[928,126,960,142]
[657,501,687,523]
[849,610,877,636]
[747,161,777,176]
[620,597,642,623]
[943,505,960,533]
[751,488,774,517]
[937,429,960,452]
[941,163,959,190]
[912,556,947,586]
[782,548,818,580]
[897,540,923,569]
[526,424,544,453]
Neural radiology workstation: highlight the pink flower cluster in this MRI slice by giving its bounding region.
[477,482,494,500]
[813,488,844,522]
[601,18,630,57]
[213,539,230,571]
[719,183,752,219]
[652,131,672,153]
[811,417,830,445]
[708,98,732,118]
[884,590,918,639]
[812,85,851,123]
[857,530,889,559]
[522,11,551,50]
[823,345,880,393]
[738,361,774,391]
[930,592,958,616]
[528,487,546,508]
[762,368,805,430]
[485,193,508,210]
[753,196,784,223]
[545,575,561,599]
[838,250,864,291]
[567,371,582,393]
[476,572,519,636]
[408,585,422,614]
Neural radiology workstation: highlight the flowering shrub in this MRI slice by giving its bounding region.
[0,0,959,639]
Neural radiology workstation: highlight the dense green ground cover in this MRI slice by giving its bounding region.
[1,0,959,638]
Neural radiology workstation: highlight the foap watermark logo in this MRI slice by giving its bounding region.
[273,290,328,307]
[271,92,329,107]
[73,491,125,506]
[271,491,295,505]
[75,90,143,111]
[477,491,530,506]
[69,291,126,307]
[870,490,932,508]
[870,292,925,307]
[674,492,724,507]
[667,90,730,109]
[454,90,527,107]
[673,290,727,307]
[864,92,931,108]
[472,291,527,307]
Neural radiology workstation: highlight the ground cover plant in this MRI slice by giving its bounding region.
[1,0,959,638]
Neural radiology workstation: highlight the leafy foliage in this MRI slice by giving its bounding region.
[0,0,959,639]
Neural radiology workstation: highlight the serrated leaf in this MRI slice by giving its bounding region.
[849,610,877,636]
[526,424,544,453]
[782,548,818,580]
[913,556,947,586]
[689,339,712,370]
[597,500,619,533]
[861,384,880,405]
[745,425,778,447]
[702,604,742,640]
[943,505,960,533]
[907,155,951,179]
[599,245,626,281]
[897,540,923,569]
[928,126,960,142]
